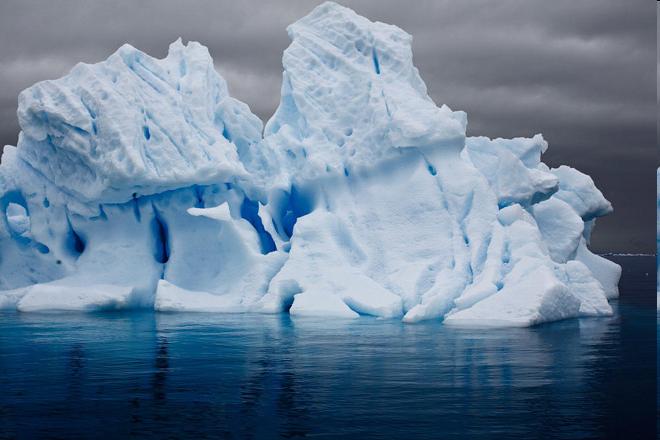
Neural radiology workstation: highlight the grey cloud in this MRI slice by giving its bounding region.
[214,62,282,121]
[0,0,655,252]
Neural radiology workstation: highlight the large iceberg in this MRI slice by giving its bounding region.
[0,2,620,326]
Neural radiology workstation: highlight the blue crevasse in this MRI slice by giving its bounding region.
[0,2,620,326]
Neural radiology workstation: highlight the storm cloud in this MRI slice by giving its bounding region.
[0,0,655,252]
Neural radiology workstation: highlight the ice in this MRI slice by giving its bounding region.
[445,264,582,327]
[155,280,246,312]
[531,198,584,263]
[550,166,612,221]
[257,207,406,318]
[262,0,467,187]
[289,290,359,318]
[0,2,620,327]
[15,39,263,204]
[464,135,558,207]
[16,283,137,312]
[575,239,620,299]
[154,195,286,309]
[5,203,30,236]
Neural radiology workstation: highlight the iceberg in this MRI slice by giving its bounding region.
[0,2,620,326]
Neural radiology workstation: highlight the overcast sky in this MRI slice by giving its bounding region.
[0,0,655,252]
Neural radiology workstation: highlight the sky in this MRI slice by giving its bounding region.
[0,0,655,253]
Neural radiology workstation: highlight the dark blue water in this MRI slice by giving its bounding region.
[0,256,655,439]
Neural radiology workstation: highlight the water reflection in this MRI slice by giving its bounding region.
[145,311,622,439]
[67,343,85,401]
[0,256,654,439]
[153,336,168,402]
[0,311,626,438]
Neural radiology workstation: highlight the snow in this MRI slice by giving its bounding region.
[0,1,620,327]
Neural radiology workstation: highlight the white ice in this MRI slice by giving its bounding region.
[0,2,620,327]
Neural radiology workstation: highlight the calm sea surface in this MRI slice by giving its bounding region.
[0,256,655,439]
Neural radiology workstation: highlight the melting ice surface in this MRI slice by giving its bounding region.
[0,2,620,326]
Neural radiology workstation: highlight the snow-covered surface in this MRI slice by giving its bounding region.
[0,2,620,326]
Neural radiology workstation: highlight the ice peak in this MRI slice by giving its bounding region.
[265,2,467,182]
[15,39,263,205]
[288,1,418,84]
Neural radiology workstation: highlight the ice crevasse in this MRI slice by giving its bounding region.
[0,2,621,326]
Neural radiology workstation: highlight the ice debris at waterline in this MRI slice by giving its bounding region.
[0,2,620,326]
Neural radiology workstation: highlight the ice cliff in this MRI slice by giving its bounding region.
[0,2,620,326]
